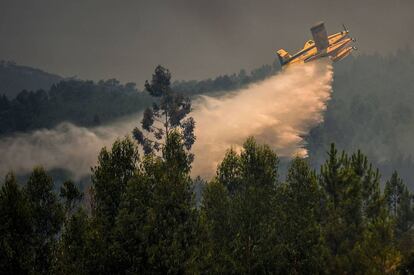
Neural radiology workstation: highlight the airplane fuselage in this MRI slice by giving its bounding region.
[287,31,352,65]
[277,23,356,66]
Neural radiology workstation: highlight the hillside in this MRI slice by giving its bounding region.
[0,61,62,98]
[306,48,414,185]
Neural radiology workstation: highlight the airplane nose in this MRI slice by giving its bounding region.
[352,46,358,50]
[352,38,356,42]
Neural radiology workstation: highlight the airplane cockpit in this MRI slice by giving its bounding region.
[304,40,314,48]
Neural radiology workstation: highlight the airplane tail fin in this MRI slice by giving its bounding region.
[276,49,291,66]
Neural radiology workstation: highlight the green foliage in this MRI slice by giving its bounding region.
[199,180,233,273]
[89,137,139,273]
[0,168,66,274]
[385,171,414,236]
[319,144,403,273]
[91,137,139,229]
[133,65,195,156]
[25,167,65,274]
[0,173,33,274]
[353,210,402,274]
[113,131,199,273]
[59,209,94,274]
[276,157,326,274]
[201,138,280,273]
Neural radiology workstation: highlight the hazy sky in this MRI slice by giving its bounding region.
[1,0,413,86]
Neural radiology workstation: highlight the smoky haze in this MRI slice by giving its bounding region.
[0,0,413,86]
[0,60,333,180]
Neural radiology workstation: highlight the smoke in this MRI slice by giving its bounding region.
[0,60,332,180]
[191,59,333,177]
[0,118,138,180]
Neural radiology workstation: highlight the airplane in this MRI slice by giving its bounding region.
[276,22,356,66]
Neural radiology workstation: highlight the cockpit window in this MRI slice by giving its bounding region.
[304,40,314,47]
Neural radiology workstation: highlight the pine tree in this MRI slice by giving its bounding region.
[320,144,364,273]
[276,157,326,274]
[350,149,382,220]
[353,209,402,274]
[385,171,414,236]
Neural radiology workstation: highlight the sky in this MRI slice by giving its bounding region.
[1,0,413,86]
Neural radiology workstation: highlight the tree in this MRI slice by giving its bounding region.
[353,209,402,274]
[350,150,382,221]
[89,137,139,273]
[199,179,233,273]
[59,209,94,274]
[91,137,139,231]
[385,171,414,236]
[133,65,195,156]
[216,148,242,196]
[319,144,364,273]
[318,144,407,273]
[113,131,199,273]
[25,167,65,274]
[202,137,280,273]
[0,173,33,274]
[276,157,326,274]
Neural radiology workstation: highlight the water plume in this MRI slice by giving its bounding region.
[191,59,333,177]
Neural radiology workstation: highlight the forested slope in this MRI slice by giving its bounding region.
[306,48,414,186]
[0,79,151,135]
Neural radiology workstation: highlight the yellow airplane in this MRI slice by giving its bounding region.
[277,22,356,66]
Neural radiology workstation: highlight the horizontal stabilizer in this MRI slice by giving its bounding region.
[276,49,291,66]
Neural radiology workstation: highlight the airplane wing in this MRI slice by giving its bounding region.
[311,22,329,51]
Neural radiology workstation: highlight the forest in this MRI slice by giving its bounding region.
[1,64,414,274]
